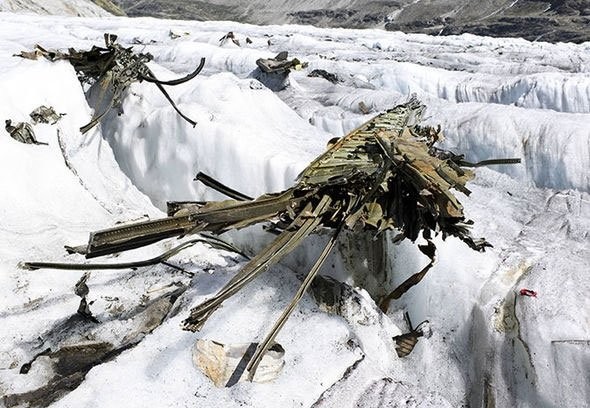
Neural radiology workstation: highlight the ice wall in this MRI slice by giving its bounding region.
[99,68,331,210]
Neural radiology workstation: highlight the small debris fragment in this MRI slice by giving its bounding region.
[29,105,65,125]
[246,37,253,44]
[254,51,308,91]
[358,101,371,114]
[17,34,204,133]
[392,313,429,358]
[219,31,240,46]
[169,30,190,39]
[4,284,187,407]
[256,51,307,74]
[308,69,339,84]
[75,272,98,322]
[132,37,157,45]
[15,49,40,59]
[193,340,285,387]
[519,288,538,298]
[4,119,47,145]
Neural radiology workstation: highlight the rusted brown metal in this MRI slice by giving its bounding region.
[16,34,205,133]
[24,96,520,380]
[392,313,429,358]
[4,119,47,145]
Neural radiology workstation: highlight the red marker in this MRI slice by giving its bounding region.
[519,288,538,298]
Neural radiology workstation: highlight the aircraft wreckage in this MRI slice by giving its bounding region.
[24,96,520,380]
[16,33,204,133]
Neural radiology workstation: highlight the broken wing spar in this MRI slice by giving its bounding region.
[23,97,520,379]
[16,33,205,134]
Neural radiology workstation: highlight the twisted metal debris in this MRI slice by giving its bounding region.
[16,33,205,133]
[4,119,47,145]
[24,96,520,380]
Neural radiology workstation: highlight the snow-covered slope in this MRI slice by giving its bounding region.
[0,12,588,408]
[0,0,114,17]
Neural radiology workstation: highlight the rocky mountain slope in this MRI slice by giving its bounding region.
[0,0,124,16]
[112,0,590,43]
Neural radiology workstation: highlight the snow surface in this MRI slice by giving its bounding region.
[0,11,588,408]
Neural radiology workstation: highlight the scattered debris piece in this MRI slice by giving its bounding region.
[4,119,47,145]
[131,37,157,45]
[168,30,189,40]
[246,37,253,44]
[325,136,341,149]
[256,51,306,74]
[519,288,538,298]
[358,101,371,114]
[254,51,307,91]
[310,274,396,330]
[74,272,98,323]
[3,284,186,407]
[219,31,240,46]
[193,340,285,387]
[26,97,520,379]
[392,313,429,358]
[308,69,339,84]
[29,105,65,125]
[380,240,436,311]
[194,171,254,201]
[16,34,205,133]
[14,47,45,60]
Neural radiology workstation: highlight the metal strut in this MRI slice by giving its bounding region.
[246,224,341,380]
[182,195,332,332]
[459,158,521,167]
[194,172,253,201]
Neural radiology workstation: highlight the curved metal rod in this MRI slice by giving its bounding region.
[148,68,197,127]
[195,172,253,201]
[80,100,113,134]
[20,235,246,271]
[140,57,206,86]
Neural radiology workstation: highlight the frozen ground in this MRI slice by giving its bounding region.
[0,12,588,408]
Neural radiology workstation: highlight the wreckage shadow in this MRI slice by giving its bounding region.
[497,299,556,408]
[457,300,556,408]
[249,68,290,92]
[17,314,100,366]
[457,304,493,408]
